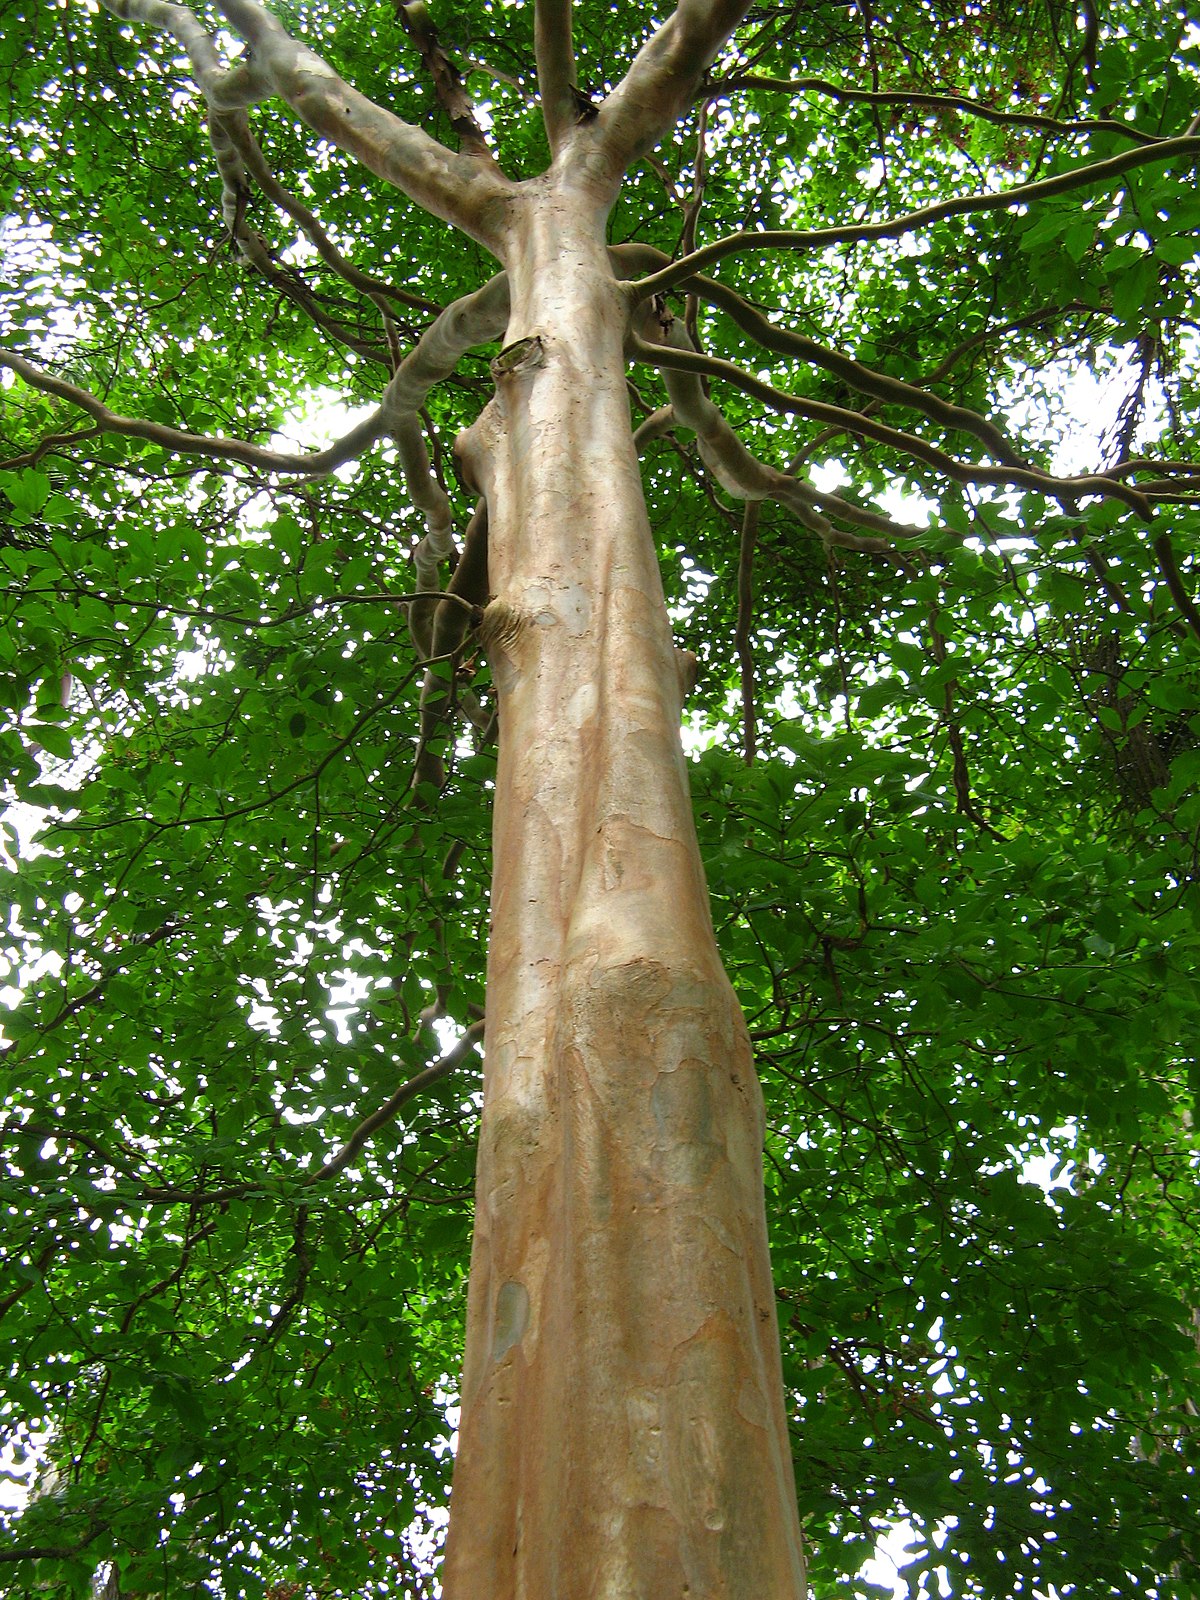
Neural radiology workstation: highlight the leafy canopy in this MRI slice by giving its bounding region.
[1,0,1199,1595]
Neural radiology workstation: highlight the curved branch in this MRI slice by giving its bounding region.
[622,244,1023,463]
[103,0,271,110]
[204,0,516,253]
[627,333,1156,518]
[378,274,510,616]
[1,275,507,488]
[0,348,385,474]
[630,306,898,553]
[0,425,102,471]
[713,74,1170,149]
[1107,457,1200,483]
[535,0,579,156]
[101,0,265,236]
[630,134,1200,297]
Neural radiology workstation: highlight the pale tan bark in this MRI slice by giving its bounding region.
[589,0,755,184]
[212,0,515,251]
[82,4,810,1586]
[535,0,580,156]
[440,183,806,1600]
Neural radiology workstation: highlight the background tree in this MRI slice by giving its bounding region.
[2,0,1199,1595]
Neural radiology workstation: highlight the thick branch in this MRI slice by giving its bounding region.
[631,134,1200,296]
[714,74,1170,149]
[380,275,509,622]
[535,0,579,155]
[103,0,270,109]
[590,0,752,184]
[101,0,265,235]
[208,0,515,252]
[627,333,1156,518]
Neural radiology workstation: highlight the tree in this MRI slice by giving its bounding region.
[1,0,1199,1594]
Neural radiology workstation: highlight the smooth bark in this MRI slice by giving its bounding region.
[440,178,806,1599]
[590,0,754,184]
[213,0,515,251]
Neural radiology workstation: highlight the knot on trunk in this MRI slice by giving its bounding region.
[479,597,528,655]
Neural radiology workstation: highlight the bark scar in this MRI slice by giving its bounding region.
[490,334,546,379]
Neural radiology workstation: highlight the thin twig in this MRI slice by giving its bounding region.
[735,501,759,764]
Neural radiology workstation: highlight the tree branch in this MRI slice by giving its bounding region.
[630,134,1200,297]
[232,128,442,315]
[0,1525,108,1565]
[378,275,509,623]
[1153,532,1200,642]
[101,0,269,236]
[535,0,579,155]
[397,1,498,162]
[620,243,1025,464]
[175,0,515,251]
[736,501,759,764]
[232,231,393,366]
[104,1,443,314]
[415,502,491,789]
[920,301,1096,386]
[589,0,753,185]
[0,347,387,475]
[1,274,506,489]
[712,74,1171,149]
[630,304,898,553]
[306,1020,486,1184]
[627,332,1156,518]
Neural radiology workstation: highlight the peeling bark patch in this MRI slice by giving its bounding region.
[736,1378,770,1433]
[566,679,599,728]
[518,579,591,635]
[491,1280,530,1361]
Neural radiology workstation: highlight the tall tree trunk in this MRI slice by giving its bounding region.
[441,184,807,1598]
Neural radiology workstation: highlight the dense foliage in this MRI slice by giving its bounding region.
[1,0,1199,1594]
